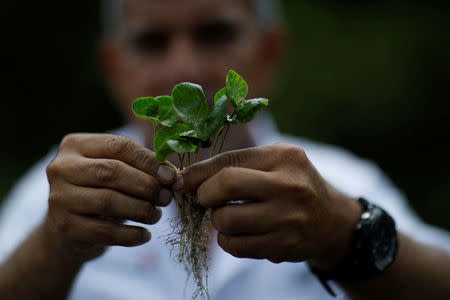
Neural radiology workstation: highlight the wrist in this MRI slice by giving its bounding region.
[309,194,363,270]
[39,218,86,268]
[308,198,399,297]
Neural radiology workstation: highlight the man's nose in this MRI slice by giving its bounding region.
[162,33,203,84]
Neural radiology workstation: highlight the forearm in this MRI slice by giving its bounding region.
[0,221,83,300]
[340,232,450,300]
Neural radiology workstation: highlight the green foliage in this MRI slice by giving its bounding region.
[132,97,160,123]
[231,98,269,124]
[167,139,197,153]
[155,96,179,127]
[172,83,209,129]
[214,87,227,103]
[154,124,190,162]
[226,70,248,107]
[132,96,179,127]
[196,95,228,140]
[132,70,269,163]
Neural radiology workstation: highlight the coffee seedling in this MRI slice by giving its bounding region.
[132,70,268,299]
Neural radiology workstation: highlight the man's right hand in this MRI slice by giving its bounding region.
[44,133,176,263]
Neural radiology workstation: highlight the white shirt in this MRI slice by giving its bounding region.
[1,114,449,299]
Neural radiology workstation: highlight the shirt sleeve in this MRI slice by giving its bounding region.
[0,149,57,263]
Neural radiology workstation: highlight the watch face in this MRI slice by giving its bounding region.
[371,211,398,271]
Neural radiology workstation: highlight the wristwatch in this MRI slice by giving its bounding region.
[308,197,398,297]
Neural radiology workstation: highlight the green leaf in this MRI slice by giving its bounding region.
[154,124,190,162]
[231,98,269,124]
[214,87,227,103]
[180,130,204,146]
[132,97,160,122]
[197,95,228,139]
[226,70,248,107]
[156,96,179,127]
[155,144,175,163]
[172,83,209,129]
[167,139,198,153]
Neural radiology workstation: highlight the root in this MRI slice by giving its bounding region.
[165,192,211,300]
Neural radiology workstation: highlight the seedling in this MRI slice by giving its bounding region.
[132,70,269,299]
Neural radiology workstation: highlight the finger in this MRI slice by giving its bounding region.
[197,167,276,208]
[62,157,171,206]
[65,214,152,247]
[211,202,276,235]
[217,232,276,260]
[179,145,276,192]
[60,134,177,185]
[51,185,163,225]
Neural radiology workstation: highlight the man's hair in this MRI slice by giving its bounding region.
[102,0,283,37]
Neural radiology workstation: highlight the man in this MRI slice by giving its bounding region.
[0,0,449,299]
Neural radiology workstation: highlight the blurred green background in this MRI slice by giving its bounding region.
[1,1,449,230]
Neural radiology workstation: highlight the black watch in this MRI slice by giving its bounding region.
[308,197,398,297]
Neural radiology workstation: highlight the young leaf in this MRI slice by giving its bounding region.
[197,95,228,139]
[132,97,160,122]
[154,124,190,156]
[180,130,204,146]
[167,139,198,153]
[231,98,269,124]
[214,87,227,103]
[226,70,248,107]
[156,96,179,127]
[172,83,209,129]
[155,144,176,163]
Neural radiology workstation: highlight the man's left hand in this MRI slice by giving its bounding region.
[175,143,362,268]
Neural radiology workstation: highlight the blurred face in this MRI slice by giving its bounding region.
[103,0,283,129]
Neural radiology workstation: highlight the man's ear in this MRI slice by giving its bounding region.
[99,39,123,91]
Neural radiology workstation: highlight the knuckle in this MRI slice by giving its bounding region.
[94,160,120,183]
[281,179,307,195]
[134,149,156,170]
[46,159,63,180]
[218,168,239,194]
[215,150,244,169]
[96,190,114,214]
[60,133,80,149]
[105,135,133,156]
[48,192,63,207]
[276,143,307,164]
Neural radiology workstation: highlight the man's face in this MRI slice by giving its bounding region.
[104,0,282,125]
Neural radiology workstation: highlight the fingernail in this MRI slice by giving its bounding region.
[159,188,172,206]
[172,174,184,192]
[149,207,162,224]
[157,165,176,185]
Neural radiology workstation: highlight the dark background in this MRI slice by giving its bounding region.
[1,1,449,230]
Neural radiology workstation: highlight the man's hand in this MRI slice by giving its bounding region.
[44,134,177,263]
[177,143,361,267]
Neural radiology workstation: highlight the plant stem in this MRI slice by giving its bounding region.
[187,152,191,166]
[218,124,231,154]
[210,126,224,158]
[152,122,158,151]
[195,149,200,163]
[178,153,184,171]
